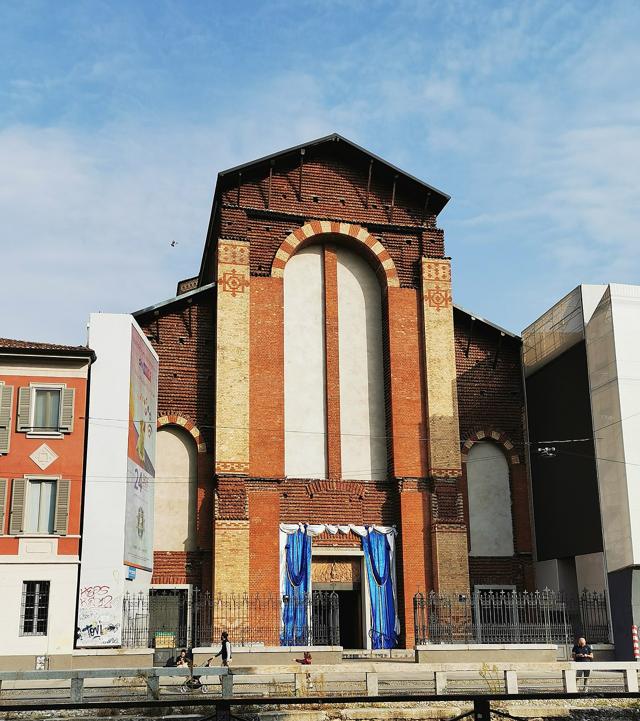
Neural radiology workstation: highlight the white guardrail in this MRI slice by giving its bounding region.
[0,663,639,703]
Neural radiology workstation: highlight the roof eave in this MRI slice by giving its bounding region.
[217,133,451,214]
[453,303,520,340]
[132,282,216,318]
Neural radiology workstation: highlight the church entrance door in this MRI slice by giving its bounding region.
[312,555,365,649]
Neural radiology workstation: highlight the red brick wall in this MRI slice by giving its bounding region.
[137,292,216,591]
[280,479,399,526]
[249,277,284,477]
[454,310,533,590]
[204,143,445,288]
[398,483,431,646]
[248,489,281,597]
[387,287,428,478]
[322,245,342,480]
[152,550,211,586]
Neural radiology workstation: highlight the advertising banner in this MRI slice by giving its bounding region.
[124,325,158,571]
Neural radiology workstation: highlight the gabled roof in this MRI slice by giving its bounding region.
[0,338,96,360]
[217,133,451,215]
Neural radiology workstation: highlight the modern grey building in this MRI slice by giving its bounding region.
[523,284,640,659]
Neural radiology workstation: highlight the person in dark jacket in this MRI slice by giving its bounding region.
[215,631,232,667]
[572,637,593,690]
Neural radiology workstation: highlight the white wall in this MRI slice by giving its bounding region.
[0,546,78,656]
[78,314,157,647]
[586,289,630,572]
[154,426,197,552]
[336,249,386,481]
[467,441,514,556]
[609,286,640,568]
[284,246,327,478]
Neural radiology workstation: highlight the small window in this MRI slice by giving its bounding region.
[26,479,57,534]
[32,388,61,433]
[20,581,50,636]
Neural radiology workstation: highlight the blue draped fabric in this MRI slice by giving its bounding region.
[281,528,311,646]
[362,529,398,649]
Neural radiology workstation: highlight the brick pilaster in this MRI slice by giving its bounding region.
[323,244,342,480]
[398,481,431,647]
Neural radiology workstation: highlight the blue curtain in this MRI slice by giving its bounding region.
[362,529,398,649]
[281,528,311,646]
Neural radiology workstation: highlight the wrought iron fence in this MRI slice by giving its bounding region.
[121,589,339,649]
[413,589,611,645]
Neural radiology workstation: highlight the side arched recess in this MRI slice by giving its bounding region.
[461,429,520,465]
[157,415,207,454]
[271,220,400,288]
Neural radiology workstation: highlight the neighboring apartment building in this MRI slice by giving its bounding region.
[0,338,94,667]
[523,284,640,659]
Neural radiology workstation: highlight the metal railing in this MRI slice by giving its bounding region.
[414,589,611,645]
[1,663,639,708]
[122,589,340,649]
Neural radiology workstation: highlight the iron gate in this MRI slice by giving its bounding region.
[413,589,611,645]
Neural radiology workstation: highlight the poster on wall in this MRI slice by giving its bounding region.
[124,325,158,571]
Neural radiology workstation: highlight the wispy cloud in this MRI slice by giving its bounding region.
[1,0,639,340]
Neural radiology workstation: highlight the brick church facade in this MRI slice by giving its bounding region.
[134,134,533,648]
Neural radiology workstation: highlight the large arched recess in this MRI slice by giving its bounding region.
[277,223,397,481]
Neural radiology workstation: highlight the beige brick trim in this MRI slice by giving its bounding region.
[157,415,207,453]
[460,428,520,465]
[270,221,400,287]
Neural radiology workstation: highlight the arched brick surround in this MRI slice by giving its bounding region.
[157,414,207,454]
[270,220,400,288]
[461,429,520,465]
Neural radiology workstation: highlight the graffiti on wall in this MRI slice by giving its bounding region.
[76,583,122,647]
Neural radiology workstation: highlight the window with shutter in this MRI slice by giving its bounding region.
[59,388,75,433]
[0,384,13,453]
[0,479,7,534]
[9,478,26,535]
[17,387,31,432]
[54,479,70,535]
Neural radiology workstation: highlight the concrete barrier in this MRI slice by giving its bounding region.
[193,645,343,666]
[415,644,557,663]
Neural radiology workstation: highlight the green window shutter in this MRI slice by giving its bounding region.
[9,478,26,535]
[0,384,13,453]
[54,479,71,535]
[0,479,7,534]
[59,388,75,433]
[16,387,31,432]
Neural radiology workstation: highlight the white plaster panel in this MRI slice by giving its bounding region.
[0,563,79,656]
[284,247,327,478]
[336,249,387,481]
[154,426,197,552]
[467,441,514,556]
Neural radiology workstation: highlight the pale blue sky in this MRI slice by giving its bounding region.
[1,0,639,343]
